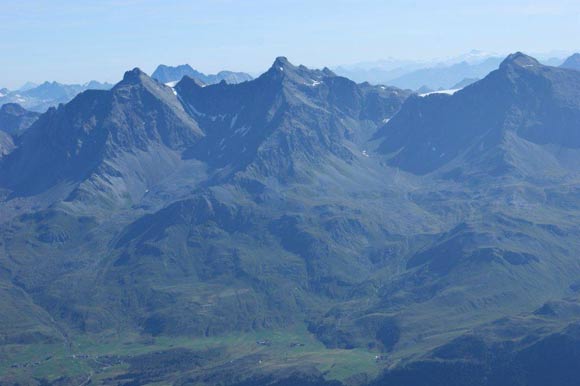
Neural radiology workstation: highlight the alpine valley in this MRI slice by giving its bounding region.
[2,53,580,386]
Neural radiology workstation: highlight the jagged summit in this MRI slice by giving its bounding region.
[170,54,411,179]
[500,52,540,69]
[322,67,336,76]
[177,75,206,88]
[271,56,292,69]
[264,56,300,79]
[112,67,191,109]
[268,57,336,78]
[262,56,340,86]
[120,67,150,84]
[152,63,252,85]
[159,63,194,72]
[262,56,333,86]
[152,64,203,84]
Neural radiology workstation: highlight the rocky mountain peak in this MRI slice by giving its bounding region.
[500,52,541,70]
[177,75,206,89]
[262,56,329,87]
[271,56,292,70]
[120,67,150,85]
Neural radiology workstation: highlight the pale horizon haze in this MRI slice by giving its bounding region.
[1,0,579,89]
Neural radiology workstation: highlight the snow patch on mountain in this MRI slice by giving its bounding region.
[420,88,461,97]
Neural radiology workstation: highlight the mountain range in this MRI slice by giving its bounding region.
[0,81,113,112]
[386,57,503,90]
[151,64,253,85]
[334,51,569,91]
[1,53,580,386]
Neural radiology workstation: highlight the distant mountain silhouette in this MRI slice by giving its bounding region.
[152,63,253,85]
[560,53,580,71]
[0,80,112,112]
[387,57,503,90]
[335,54,503,90]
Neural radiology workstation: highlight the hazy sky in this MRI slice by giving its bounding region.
[1,0,579,88]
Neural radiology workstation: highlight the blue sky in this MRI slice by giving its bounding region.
[1,0,579,88]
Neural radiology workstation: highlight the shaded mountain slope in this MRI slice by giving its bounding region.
[0,68,202,201]
[372,296,580,386]
[0,103,40,136]
[176,57,410,178]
